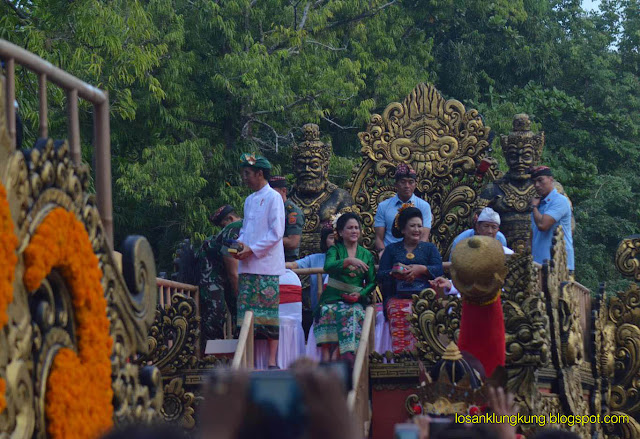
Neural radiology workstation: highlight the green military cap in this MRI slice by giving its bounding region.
[240,152,272,170]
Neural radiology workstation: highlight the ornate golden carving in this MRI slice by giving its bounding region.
[162,377,201,429]
[592,286,614,439]
[604,239,640,438]
[501,252,549,413]
[139,293,202,375]
[137,292,229,431]
[541,227,590,427]
[290,123,355,256]
[410,288,461,364]
[0,80,161,436]
[348,83,495,254]
[615,235,640,282]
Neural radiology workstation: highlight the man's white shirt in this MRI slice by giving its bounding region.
[238,183,286,275]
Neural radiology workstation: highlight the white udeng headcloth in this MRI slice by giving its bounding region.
[478,207,501,225]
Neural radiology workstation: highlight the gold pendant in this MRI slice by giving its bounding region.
[406,252,415,260]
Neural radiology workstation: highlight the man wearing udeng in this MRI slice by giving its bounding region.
[234,153,285,369]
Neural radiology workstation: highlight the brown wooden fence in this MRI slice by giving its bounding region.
[0,39,114,246]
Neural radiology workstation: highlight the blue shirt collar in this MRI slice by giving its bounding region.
[541,188,558,204]
[393,193,416,205]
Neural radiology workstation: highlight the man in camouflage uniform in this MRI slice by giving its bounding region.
[270,176,305,262]
[198,204,242,346]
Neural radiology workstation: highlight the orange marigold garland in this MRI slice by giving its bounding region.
[0,182,18,414]
[24,208,113,439]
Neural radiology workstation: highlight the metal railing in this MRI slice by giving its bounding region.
[156,277,199,310]
[0,39,113,247]
[347,305,375,438]
[232,311,255,369]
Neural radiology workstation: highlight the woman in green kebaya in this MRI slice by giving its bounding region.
[314,212,376,362]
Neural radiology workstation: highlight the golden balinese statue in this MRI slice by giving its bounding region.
[289,123,355,256]
[477,114,544,253]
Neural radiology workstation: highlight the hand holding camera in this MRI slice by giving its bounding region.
[201,363,357,439]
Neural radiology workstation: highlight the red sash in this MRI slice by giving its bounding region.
[279,284,302,304]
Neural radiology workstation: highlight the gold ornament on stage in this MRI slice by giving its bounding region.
[450,236,507,305]
[348,83,496,255]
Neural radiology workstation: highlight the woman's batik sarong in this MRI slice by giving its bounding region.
[237,274,279,339]
[314,301,365,355]
[386,298,417,354]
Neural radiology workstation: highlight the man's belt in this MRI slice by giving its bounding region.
[326,278,363,295]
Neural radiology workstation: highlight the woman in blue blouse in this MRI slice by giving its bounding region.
[377,206,443,353]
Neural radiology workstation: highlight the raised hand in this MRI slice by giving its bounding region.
[487,386,518,439]
[293,366,359,439]
[200,368,249,439]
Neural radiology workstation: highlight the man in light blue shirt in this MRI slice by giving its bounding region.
[449,207,509,260]
[374,163,432,256]
[530,166,574,271]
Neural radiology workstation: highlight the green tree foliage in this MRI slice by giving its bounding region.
[2,0,639,290]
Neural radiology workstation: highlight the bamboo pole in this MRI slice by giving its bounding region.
[38,73,48,138]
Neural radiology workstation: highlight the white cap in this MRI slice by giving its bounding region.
[477,207,500,225]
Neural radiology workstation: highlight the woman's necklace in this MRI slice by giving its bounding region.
[404,243,418,260]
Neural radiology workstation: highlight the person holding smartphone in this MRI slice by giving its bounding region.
[314,212,376,362]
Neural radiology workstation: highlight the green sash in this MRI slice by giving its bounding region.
[327,277,363,295]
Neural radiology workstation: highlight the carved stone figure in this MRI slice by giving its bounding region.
[477,114,544,253]
[289,123,354,256]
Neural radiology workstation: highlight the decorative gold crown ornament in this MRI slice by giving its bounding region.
[406,343,505,417]
[450,236,507,306]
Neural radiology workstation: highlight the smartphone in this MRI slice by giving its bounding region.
[221,239,243,255]
[428,417,453,436]
[241,363,350,439]
[246,371,306,439]
[394,423,420,439]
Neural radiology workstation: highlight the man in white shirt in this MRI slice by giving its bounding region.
[234,153,286,369]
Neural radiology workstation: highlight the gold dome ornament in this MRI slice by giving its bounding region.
[450,236,507,306]
[441,342,463,361]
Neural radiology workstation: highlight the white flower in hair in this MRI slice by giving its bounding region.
[331,212,343,230]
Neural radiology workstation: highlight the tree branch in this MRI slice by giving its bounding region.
[322,116,357,130]
[247,93,319,117]
[3,0,30,20]
[306,39,347,51]
[325,0,397,30]
[242,118,297,152]
[298,1,311,30]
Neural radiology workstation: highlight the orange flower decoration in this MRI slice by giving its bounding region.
[393,202,415,230]
[24,208,113,439]
[0,182,18,413]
